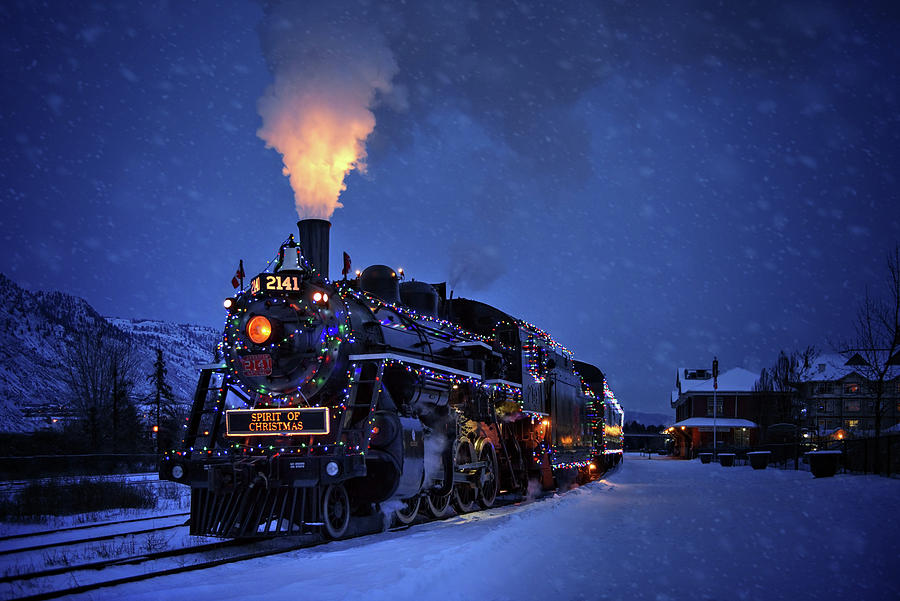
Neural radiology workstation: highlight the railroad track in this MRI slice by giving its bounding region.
[0,477,611,601]
[1,530,320,601]
[0,512,189,544]
[0,513,190,556]
[1,498,514,600]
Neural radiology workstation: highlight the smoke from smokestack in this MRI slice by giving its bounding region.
[256,2,400,219]
[448,242,507,293]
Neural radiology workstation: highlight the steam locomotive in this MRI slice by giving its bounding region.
[159,219,624,539]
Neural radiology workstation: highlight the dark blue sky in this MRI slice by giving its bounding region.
[2,1,898,415]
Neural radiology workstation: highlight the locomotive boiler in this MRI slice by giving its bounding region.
[159,219,624,539]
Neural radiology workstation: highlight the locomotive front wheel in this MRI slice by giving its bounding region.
[452,439,477,514]
[393,496,421,526]
[322,483,350,539]
[477,442,499,508]
[424,490,453,518]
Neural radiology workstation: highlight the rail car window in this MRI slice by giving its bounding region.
[551,380,581,449]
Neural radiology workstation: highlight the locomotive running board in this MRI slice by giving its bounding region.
[348,352,483,381]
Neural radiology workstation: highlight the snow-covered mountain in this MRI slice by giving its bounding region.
[0,274,220,432]
[626,411,673,427]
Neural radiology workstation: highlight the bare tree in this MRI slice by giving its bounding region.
[842,245,900,473]
[756,347,819,394]
[57,323,142,451]
[755,347,818,465]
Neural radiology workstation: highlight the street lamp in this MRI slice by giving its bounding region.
[713,357,719,461]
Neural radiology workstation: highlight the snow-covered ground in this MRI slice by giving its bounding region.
[88,455,899,601]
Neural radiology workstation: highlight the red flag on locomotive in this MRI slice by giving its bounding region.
[231,260,245,289]
[342,252,351,277]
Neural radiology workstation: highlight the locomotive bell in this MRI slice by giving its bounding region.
[277,245,305,272]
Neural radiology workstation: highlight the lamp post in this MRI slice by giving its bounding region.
[713,357,719,461]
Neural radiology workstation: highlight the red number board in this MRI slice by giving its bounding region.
[241,354,272,376]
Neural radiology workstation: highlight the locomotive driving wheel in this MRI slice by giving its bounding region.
[452,439,477,514]
[322,483,350,539]
[477,441,499,508]
[393,496,421,526]
[424,489,453,518]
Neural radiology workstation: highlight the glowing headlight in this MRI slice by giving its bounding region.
[223,298,234,309]
[247,315,272,344]
[171,464,184,480]
[325,461,340,477]
[313,292,323,302]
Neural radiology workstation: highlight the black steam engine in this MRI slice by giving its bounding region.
[160,219,624,539]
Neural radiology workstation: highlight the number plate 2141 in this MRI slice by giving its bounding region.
[251,274,300,293]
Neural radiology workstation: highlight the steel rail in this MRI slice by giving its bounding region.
[0,512,189,543]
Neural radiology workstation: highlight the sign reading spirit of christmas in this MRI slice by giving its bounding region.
[225,407,330,436]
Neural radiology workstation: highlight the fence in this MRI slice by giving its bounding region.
[701,434,900,476]
[840,434,900,476]
[0,453,159,480]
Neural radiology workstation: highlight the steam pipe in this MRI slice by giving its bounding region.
[296,219,331,279]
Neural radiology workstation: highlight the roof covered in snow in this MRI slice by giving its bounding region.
[799,352,900,382]
[679,367,760,394]
[672,417,758,428]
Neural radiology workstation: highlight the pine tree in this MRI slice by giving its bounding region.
[148,348,177,454]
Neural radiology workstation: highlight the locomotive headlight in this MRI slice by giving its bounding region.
[325,461,340,477]
[171,464,184,480]
[223,297,234,310]
[313,292,323,302]
[247,315,273,344]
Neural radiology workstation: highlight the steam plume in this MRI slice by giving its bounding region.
[448,242,507,293]
[257,2,399,219]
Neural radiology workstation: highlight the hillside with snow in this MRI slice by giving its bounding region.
[0,274,220,432]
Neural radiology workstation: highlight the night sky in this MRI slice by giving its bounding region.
[2,1,899,415]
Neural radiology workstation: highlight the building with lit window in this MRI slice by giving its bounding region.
[798,353,900,439]
[668,367,790,458]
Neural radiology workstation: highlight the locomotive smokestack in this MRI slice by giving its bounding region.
[297,219,331,279]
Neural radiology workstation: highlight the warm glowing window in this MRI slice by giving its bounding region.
[844,383,860,394]
[706,398,724,416]
[846,419,859,429]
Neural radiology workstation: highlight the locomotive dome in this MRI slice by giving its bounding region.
[360,264,401,304]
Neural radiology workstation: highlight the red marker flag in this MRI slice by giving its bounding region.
[342,252,351,278]
[231,259,245,289]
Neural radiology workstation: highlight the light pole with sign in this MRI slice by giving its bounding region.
[713,357,719,461]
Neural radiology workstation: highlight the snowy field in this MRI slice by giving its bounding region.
[88,455,898,601]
